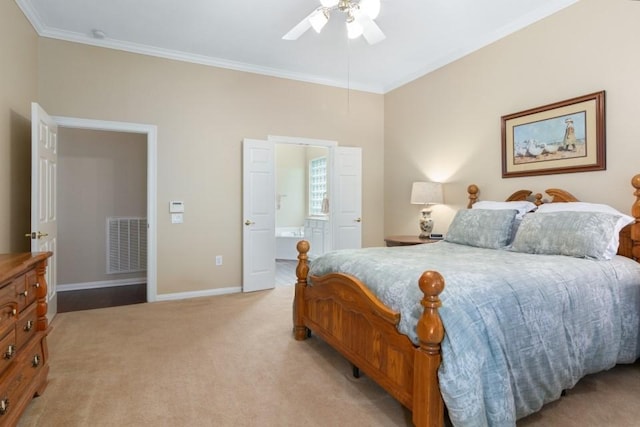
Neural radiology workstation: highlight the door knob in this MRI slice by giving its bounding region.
[244,220,255,226]
[24,231,49,239]
[355,218,362,223]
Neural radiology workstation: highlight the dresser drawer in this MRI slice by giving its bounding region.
[13,271,37,313]
[0,336,46,422]
[0,300,17,340]
[0,328,17,377]
[22,270,38,309]
[16,303,37,350]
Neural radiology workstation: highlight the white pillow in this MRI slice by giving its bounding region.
[472,200,537,220]
[536,202,635,259]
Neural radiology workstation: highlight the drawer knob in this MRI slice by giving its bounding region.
[32,282,40,289]
[3,345,15,360]
[0,398,8,415]
[18,290,28,297]
[24,320,34,332]
[32,354,41,368]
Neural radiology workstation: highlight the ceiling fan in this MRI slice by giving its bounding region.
[283,0,386,45]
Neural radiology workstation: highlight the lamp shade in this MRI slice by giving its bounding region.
[410,182,443,205]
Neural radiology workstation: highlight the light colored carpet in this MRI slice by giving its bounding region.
[18,285,640,426]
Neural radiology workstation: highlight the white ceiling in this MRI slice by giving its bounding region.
[16,0,578,94]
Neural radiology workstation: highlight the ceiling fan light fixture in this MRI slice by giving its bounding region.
[283,0,385,44]
[309,9,329,33]
[320,0,339,7]
[346,19,363,39]
[359,0,381,20]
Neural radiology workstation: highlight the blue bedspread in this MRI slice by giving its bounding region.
[308,241,640,426]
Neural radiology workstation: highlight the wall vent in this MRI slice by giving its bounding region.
[107,217,147,274]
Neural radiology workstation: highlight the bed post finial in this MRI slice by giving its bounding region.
[467,184,479,208]
[293,240,310,340]
[630,175,640,260]
[631,174,640,219]
[534,193,544,206]
[413,270,445,427]
[295,240,310,283]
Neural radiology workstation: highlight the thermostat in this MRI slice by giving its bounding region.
[169,201,184,213]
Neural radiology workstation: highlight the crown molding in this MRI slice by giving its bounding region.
[15,0,383,94]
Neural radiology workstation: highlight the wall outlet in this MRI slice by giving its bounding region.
[215,255,223,266]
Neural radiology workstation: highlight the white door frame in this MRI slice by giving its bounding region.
[51,116,158,302]
[268,135,338,149]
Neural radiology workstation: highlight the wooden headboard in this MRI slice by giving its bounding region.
[465,174,640,261]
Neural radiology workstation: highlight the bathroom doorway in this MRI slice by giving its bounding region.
[275,142,329,286]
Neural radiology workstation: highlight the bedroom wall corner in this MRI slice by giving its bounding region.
[383,0,640,237]
[0,0,38,253]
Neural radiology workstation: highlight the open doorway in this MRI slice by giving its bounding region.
[56,127,147,312]
[50,115,158,310]
[243,136,360,292]
[274,143,330,286]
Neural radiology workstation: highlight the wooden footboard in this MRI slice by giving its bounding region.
[293,240,445,427]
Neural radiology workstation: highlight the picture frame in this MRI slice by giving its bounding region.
[501,91,605,178]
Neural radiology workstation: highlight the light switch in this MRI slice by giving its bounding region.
[171,213,184,224]
[169,201,184,213]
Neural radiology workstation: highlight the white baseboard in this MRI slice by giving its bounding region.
[57,277,146,292]
[155,286,241,302]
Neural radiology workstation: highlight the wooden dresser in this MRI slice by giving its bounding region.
[0,252,52,426]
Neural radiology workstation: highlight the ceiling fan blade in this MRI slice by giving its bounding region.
[282,10,315,40]
[355,13,385,45]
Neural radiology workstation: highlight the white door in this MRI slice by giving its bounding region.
[30,103,58,320]
[242,139,276,292]
[332,146,362,250]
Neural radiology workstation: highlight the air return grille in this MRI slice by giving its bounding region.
[107,217,147,274]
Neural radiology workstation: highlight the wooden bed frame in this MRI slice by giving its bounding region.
[293,174,640,427]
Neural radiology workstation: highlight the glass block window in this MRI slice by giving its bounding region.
[309,156,327,216]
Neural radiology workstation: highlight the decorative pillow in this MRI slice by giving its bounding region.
[445,209,518,249]
[535,202,634,259]
[510,211,622,260]
[472,200,538,219]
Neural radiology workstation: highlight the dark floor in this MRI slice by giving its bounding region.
[58,264,294,313]
[57,283,147,313]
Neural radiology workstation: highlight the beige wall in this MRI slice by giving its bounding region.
[37,39,384,295]
[57,128,147,285]
[0,1,38,253]
[384,0,640,236]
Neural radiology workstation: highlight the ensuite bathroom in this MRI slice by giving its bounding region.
[275,143,330,285]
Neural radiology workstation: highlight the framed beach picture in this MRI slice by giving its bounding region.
[501,91,605,178]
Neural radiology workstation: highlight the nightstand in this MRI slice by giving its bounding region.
[384,235,439,247]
